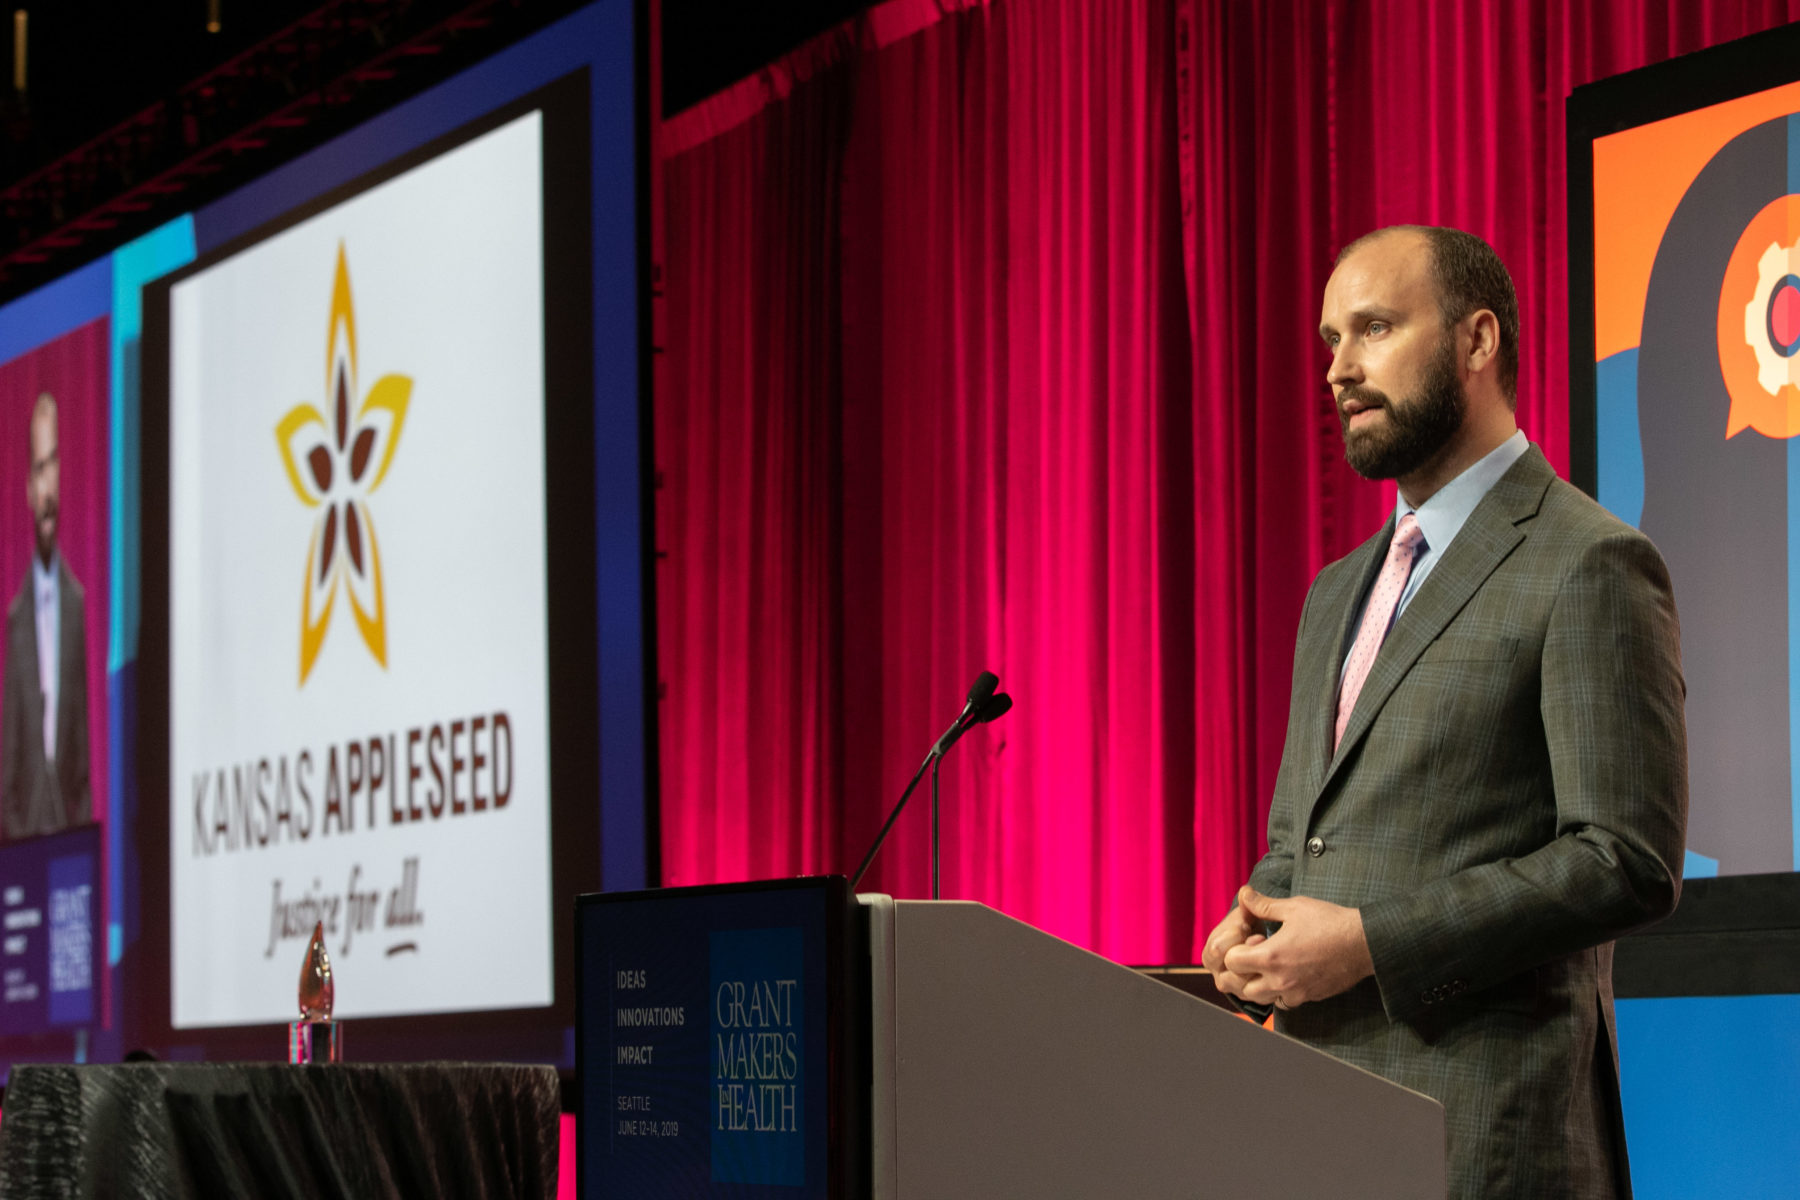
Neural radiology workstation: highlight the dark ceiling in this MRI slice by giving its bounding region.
[0,0,324,188]
[661,0,868,116]
[0,0,871,191]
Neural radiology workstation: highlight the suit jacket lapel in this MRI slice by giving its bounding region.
[57,560,80,768]
[17,584,45,769]
[1298,524,1392,797]
[1313,448,1556,808]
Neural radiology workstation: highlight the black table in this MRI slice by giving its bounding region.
[0,1061,559,1199]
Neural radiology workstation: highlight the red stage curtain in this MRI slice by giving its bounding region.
[655,0,1800,963]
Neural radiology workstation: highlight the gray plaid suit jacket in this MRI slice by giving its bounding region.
[1247,446,1687,1200]
[1,557,92,841]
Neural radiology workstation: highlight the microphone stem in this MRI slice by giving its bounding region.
[849,695,988,892]
[931,752,943,901]
[848,747,936,891]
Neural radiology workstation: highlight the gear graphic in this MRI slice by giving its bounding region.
[1744,237,1800,395]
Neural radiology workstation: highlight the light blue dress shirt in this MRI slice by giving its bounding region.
[1340,429,1530,678]
[33,550,59,761]
[1392,429,1529,619]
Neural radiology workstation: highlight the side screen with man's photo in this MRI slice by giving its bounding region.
[0,0,650,1073]
[0,310,109,1045]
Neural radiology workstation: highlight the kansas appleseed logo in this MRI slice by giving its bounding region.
[276,241,412,685]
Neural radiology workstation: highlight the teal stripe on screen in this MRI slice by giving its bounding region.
[107,216,196,968]
[109,216,195,672]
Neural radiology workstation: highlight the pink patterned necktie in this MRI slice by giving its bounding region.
[1334,514,1426,750]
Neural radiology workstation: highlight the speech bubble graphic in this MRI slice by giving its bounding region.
[1719,193,1800,438]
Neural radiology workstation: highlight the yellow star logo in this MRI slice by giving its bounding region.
[275,242,412,685]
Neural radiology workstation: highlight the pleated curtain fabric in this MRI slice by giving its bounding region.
[655,0,1800,964]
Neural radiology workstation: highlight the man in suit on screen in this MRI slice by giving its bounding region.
[2,392,92,839]
[1199,226,1687,1198]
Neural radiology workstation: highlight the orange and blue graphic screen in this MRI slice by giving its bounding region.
[1593,82,1800,877]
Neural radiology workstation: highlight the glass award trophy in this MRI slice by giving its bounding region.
[288,920,343,1064]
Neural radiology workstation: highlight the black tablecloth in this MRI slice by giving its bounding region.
[0,1061,559,1200]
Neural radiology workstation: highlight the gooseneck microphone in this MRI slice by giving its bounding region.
[932,671,997,757]
[975,693,1012,724]
[849,671,1013,893]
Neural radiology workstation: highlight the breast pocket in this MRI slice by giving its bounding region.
[1399,634,1538,794]
[1413,633,1521,667]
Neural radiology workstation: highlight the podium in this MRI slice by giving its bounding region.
[575,879,1444,1199]
[865,896,1443,1198]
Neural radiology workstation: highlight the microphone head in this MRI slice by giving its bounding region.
[966,670,999,710]
[977,693,1013,724]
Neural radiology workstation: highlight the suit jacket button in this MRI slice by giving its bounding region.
[1305,836,1326,857]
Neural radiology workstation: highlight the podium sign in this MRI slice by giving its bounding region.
[576,877,863,1199]
[0,823,100,1036]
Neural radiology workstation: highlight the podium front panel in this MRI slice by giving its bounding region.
[575,877,861,1200]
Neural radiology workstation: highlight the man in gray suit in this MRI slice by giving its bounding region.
[1200,227,1687,1198]
[2,393,92,839]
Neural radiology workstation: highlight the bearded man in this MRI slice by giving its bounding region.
[2,393,92,839]
[1199,226,1687,1199]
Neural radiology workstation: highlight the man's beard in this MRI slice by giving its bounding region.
[33,505,56,566]
[1337,339,1466,481]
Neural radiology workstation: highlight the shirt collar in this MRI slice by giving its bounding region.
[32,550,57,601]
[1396,429,1529,554]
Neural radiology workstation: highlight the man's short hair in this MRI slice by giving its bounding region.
[1339,226,1521,405]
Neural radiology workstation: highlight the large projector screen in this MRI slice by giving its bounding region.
[165,109,554,1028]
[124,13,645,1062]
